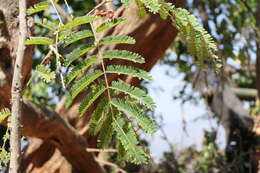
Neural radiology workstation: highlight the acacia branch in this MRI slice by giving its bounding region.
[19,100,105,173]
[9,0,27,172]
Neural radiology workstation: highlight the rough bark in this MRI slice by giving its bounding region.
[9,0,27,171]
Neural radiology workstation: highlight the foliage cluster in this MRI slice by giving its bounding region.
[0,0,219,166]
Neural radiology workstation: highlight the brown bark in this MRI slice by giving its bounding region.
[9,0,27,171]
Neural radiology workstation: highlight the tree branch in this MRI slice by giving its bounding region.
[9,0,27,171]
[19,100,105,173]
[232,88,257,101]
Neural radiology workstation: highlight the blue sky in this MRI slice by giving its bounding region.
[145,63,226,160]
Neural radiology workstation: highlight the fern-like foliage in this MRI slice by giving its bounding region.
[58,16,101,31]
[64,44,95,67]
[139,0,161,13]
[66,57,99,85]
[111,98,157,134]
[89,99,109,136]
[135,0,148,18]
[119,0,220,69]
[96,18,127,33]
[26,0,220,165]
[97,113,114,148]
[63,30,93,47]
[26,3,156,162]
[69,70,103,99]
[35,65,56,83]
[99,36,136,45]
[24,37,54,45]
[79,85,106,117]
[172,7,219,67]
[27,1,50,15]
[35,18,58,31]
[113,117,148,164]
[102,50,144,63]
[106,65,152,81]
[110,81,155,109]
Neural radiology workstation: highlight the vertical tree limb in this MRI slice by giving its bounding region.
[9,0,27,172]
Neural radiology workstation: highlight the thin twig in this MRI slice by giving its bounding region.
[87,148,117,152]
[41,50,53,65]
[54,3,73,21]
[9,0,27,172]
[54,29,66,89]
[63,0,73,18]
[49,0,64,25]
[87,0,109,16]
[89,20,116,120]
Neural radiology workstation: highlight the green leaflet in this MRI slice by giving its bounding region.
[113,116,147,164]
[79,85,107,117]
[137,7,147,19]
[172,7,218,65]
[186,25,199,60]
[110,81,155,109]
[159,9,169,19]
[99,35,136,45]
[58,16,101,31]
[111,98,157,134]
[24,37,54,45]
[66,57,99,85]
[140,0,161,13]
[27,1,50,15]
[97,114,114,148]
[106,65,152,81]
[69,70,103,99]
[159,1,175,13]
[63,30,93,47]
[35,18,58,31]
[64,44,94,67]
[89,99,109,135]
[35,65,56,83]
[135,0,147,19]
[0,108,10,122]
[59,29,73,41]
[117,141,128,166]
[96,18,127,33]
[102,50,145,63]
